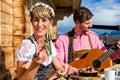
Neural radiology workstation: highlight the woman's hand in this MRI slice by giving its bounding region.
[32,49,46,64]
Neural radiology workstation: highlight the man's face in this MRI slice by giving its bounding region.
[79,18,93,32]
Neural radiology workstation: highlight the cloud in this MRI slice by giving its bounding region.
[57,0,120,36]
[82,0,120,25]
[57,14,75,34]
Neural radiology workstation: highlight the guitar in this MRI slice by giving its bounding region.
[70,43,118,69]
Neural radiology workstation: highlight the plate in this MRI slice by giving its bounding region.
[78,68,98,77]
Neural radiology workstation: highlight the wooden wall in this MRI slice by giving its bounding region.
[0,0,14,79]
[0,0,28,79]
[0,0,57,79]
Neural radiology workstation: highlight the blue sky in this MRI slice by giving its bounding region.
[57,0,120,36]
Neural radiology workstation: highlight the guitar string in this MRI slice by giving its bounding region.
[98,48,115,62]
[100,49,113,62]
[93,49,114,68]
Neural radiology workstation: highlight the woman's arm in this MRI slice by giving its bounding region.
[48,56,64,80]
[17,51,45,80]
[17,61,40,80]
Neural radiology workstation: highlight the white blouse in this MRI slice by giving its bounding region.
[15,35,57,66]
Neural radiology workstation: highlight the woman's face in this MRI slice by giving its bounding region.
[32,17,52,37]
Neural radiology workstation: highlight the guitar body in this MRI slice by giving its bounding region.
[70,49,111,69]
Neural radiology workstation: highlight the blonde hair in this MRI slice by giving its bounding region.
[30,3,54,55]
[30,2,55,21]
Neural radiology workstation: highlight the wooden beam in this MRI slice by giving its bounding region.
[48,0,56,10]
[73,0,81,10]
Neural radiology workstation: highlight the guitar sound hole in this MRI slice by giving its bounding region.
[92,60,101,68]
[80,52,88,59]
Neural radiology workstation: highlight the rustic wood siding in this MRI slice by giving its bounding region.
[0,0,27,79]
[13,0,26,79]
[24,6,34,38]
[13,35,24,47]
[13,17,25,35]
[0,0,1,45]
[0,0,14,80]
[13,4,25,36]
[0,0,58,80]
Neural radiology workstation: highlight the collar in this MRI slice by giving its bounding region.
[74,31,88,38]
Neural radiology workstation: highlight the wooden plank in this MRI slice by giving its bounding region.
[13,46,19,53]
[2,0,12,5]
[0,0,1,11]
[1,35,13,46]
[13,17,25,29]
[13,17,25,34]
[1,12,13,25]
[24,6,31,22]
[1,1,13,14]
[13,17,25,35]
[0,1,1,45]
[1,23,13,35]
[25,13,31,22]
[8,66,15,79]
[5,55,14,69]
[13,29,25,35]
[13,36,24,46]
[2,47,13,57]
[13,6,24,17]
[13,0,24,6]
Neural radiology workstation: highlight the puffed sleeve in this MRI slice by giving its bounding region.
[15,39,36,62]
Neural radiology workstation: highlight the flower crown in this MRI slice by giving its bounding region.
[31,2,55,17]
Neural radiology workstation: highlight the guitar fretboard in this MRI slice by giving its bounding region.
[98,45,117,63]
[92,44,118,68]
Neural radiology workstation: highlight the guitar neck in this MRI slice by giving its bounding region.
[92,44,118,68]
[98,44,118,63]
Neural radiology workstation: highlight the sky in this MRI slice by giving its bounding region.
[57,0,120,36]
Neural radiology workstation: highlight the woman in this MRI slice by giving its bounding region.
[15,2,63,80]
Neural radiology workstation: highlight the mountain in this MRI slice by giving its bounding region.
[110,31,120,36]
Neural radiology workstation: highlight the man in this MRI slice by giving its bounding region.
[55,7,120,73]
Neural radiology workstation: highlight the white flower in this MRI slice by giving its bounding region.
[31,2,55,17]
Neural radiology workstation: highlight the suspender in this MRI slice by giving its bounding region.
[68,29,93,64]
[87,34,93,49]
[68,29,75,64]
[28,37,37,51]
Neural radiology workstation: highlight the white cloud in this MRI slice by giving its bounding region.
[82,0,120,25]
[57,14,74,34]
[57,0,120,35]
